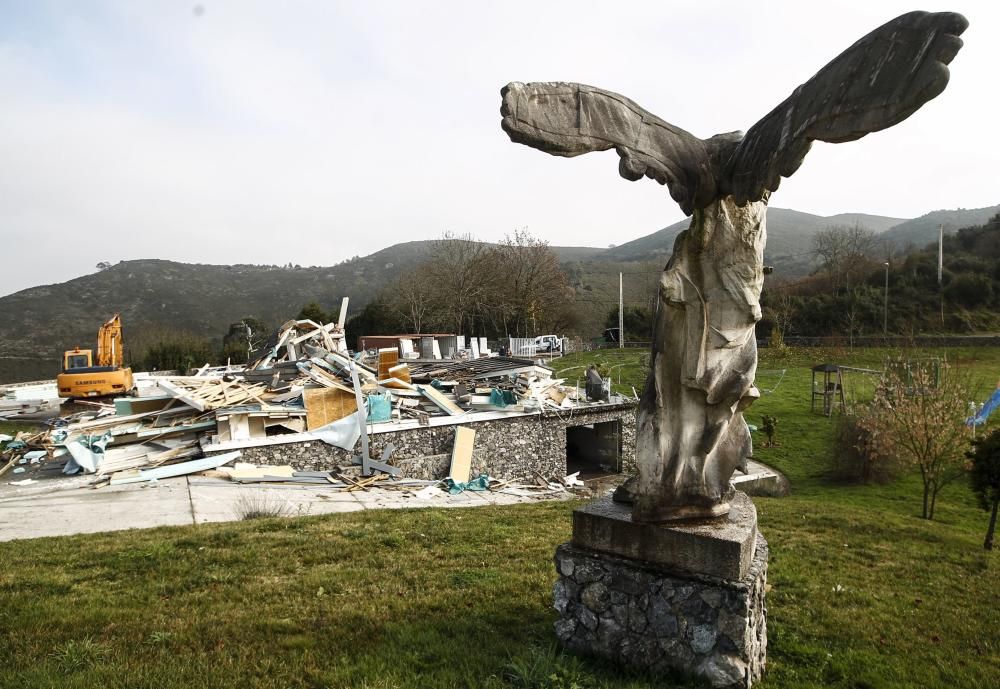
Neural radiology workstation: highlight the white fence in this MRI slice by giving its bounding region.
[508,337,569,359]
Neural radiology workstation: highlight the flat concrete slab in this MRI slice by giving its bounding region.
[733,459,791,497]
[0,473,573,542]
[0,480,193,541]
[572,491,758,581]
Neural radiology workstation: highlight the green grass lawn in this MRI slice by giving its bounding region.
[2,347,999,688]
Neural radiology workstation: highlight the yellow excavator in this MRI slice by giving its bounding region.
[57,314,134,399]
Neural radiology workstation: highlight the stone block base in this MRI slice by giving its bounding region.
[553,533,768,689]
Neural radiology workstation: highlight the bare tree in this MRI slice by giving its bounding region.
[386,229,576,339]
[812,222,877,295]
[491,228,574,336]
[422,232,494,334]
[763,277,796,337]
[387,264,437,333]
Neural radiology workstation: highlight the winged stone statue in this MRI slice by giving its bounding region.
[500,11,967,522]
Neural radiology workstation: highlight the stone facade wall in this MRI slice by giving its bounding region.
[553,535,768,689]
[217,403,637,481]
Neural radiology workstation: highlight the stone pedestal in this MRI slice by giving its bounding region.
[553,492,767,689]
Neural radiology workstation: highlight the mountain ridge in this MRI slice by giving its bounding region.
[0,203,995,383]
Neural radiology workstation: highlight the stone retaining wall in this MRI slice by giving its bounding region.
[553,535,768,689]
[219,403,637,481]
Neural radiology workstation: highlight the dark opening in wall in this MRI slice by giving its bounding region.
[566,419,622,477]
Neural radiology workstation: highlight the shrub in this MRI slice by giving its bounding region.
[830,414,904,484]
[233,491,290,521]
[50,637,106,674]
[967,429,1000,550]
[855,363,973,519]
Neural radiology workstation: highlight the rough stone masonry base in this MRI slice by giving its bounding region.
[553,532,768,689]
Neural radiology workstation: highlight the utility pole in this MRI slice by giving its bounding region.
[938,224,944,326]
[883,261,890,336]
[619,272,624,349]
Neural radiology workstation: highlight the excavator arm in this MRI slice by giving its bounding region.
[96,314,124,368]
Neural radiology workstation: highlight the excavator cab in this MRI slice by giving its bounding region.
[63,348,94,371]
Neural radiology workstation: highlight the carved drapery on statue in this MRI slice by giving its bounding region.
[633,198,766,521]
[501,11,967,522]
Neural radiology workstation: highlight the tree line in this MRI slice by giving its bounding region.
[760,213,1000,340]
[345,230,578,343]
[123,230,578,370]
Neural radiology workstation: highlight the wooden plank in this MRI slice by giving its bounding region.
[337,297,349,329]
[156,379,208,411]
[387,363,411,384]
[378,377,416,391]
[304,361,354,392]
[229,464,295,479]
[448,426,475,483]
[303,387,357,430]
[417,384,465,416]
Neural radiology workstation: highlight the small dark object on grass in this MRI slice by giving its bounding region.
[967,429,1000,550]
[761,415,779,447]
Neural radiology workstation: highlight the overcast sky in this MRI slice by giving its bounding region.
[1,1,997,297]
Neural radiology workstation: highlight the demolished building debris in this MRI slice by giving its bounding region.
[1,313,637,496]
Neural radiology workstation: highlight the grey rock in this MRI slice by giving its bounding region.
[659,637,695,668]
[626,597,648,633]
[553,579,571,615]
[579,606,599,632]
[597,616,626,648]
[554,618,576,641]
[581,582,611,614]
[690,624,719,655]
[681,594,711,620]
[502,10,967,521]
[674,585,695,602]
[611,603,629,627]
[557,553,575,577]
[573,561,603,584]
[696,654,747,689]
[718,610,748,643]
[700,590,723,608]
[609,567,645,595]
[648,595,679,637]
[715,633,739,655]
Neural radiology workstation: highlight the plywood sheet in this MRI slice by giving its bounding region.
[303,387,357,430]
[449,426,476,483]
[378,348,399,379]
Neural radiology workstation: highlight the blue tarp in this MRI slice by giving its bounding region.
[489,389,517,408]
[968,388,1000,427]
[367,393,392,422]
[444,473,491,494]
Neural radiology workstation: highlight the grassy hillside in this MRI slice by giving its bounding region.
[601,208,905,275]
[880,204,1000,251]
[0,245,432,382]
[1,346,997,688]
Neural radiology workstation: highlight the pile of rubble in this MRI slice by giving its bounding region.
[1,316,615,493]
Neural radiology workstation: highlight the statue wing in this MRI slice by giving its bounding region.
[501,82,716,215]
[724,11,968,205]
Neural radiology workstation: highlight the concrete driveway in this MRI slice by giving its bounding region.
[0,473,569,542]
